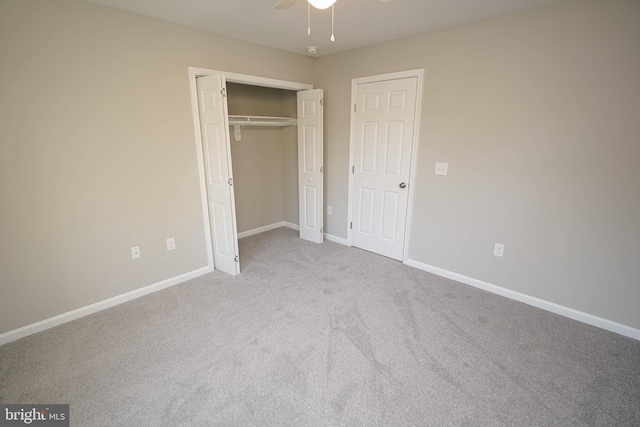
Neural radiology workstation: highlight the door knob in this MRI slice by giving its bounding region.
[399,182,407,189]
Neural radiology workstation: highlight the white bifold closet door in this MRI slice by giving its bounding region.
[297,89,324,244]
[196,74,240,275]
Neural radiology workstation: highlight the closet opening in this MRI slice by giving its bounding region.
[225,83,300,242]
[189,67,324,276]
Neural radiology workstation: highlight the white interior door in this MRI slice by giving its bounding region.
[297,89,324,244]
[351,77,418,260]
[196,75,240,275]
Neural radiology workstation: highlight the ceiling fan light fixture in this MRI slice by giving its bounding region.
[307,0,336,10]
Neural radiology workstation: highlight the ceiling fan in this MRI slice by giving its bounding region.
[275,0,393,8]
[275,0,394,43]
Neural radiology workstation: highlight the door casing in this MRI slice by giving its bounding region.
[188,67,314,272]
[346,69,424,263]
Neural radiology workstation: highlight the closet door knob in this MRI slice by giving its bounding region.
[399,182,407,189]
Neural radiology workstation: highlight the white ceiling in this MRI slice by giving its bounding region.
[86,0,567,57]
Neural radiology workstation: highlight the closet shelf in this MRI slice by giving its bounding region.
[228,115,297,141]
[228,115,297,127]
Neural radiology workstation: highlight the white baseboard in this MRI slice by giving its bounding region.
[283,221,299,231]
[239,222,347,246]
[238,221,299,239]
[0,266,212,346]
[325,233,348,245]
[8,247,634,346]
[404,258,640,341]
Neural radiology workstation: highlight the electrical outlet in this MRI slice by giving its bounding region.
[131,246,141,259]
[166,237,176,251]
[435,162,449,175]
[494,243,505,258]
[327,206,333,215]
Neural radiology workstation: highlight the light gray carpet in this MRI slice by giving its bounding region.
[1,227,639,426]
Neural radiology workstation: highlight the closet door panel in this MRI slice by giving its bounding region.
[297,89,324,244]
[196,75,240,275]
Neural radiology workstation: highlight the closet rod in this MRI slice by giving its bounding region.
[228,115,297,141]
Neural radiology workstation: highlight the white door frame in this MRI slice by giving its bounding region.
[188,67,313,271]
[346,69,424,263]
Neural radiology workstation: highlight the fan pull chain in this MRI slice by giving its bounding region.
[330,4,335,41]
[308,3,311,35]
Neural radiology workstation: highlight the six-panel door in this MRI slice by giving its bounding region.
[351,77,418,260]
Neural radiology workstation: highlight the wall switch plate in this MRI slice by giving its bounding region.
[494,243,505,257]
[327,206,332,215]
[166,237,176,251]
[131,246,141,259]
[435,162,449,175]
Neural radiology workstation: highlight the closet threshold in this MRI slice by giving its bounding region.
[228,115,297,141]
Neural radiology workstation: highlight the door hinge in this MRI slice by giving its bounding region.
[228,178,233,186]
[234,255,239,263]
[320,98,324,106]
[350,222,353,229]
[320,227,323,234]
[221,88,226,97]
[352,166,355,174]
[320,166,323,173]
[354,104,356,113]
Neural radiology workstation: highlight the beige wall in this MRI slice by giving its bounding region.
[0,0,313,334]
[281,90,300,226]
[315,0,640,329]
[226,84,298,233]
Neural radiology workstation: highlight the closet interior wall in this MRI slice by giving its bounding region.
[226,83,299,234]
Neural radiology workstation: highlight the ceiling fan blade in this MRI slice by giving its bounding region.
[274,0,299,9]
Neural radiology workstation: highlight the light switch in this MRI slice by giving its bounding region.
[435,162,448,176]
